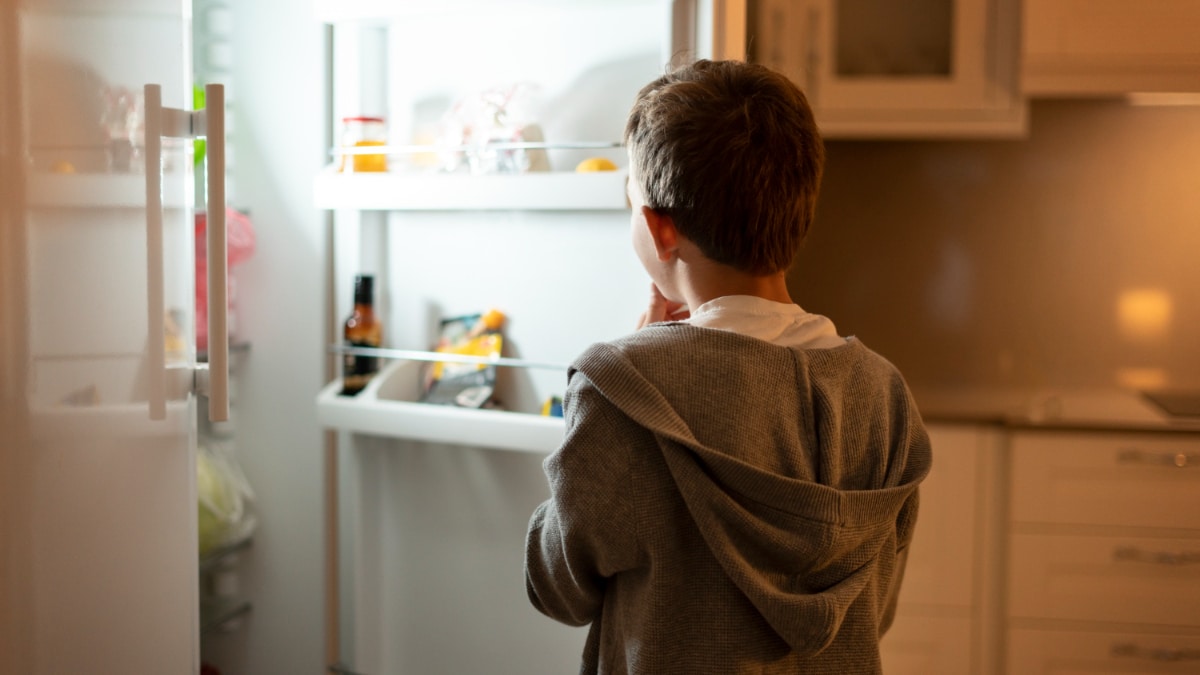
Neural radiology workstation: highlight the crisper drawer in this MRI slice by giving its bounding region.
[1010,431,1200,530]
[880,612,972,675]
[1008,627,1200,675]
[1009,532,1200,626]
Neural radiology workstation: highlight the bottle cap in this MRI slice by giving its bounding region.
[354,274,374,304]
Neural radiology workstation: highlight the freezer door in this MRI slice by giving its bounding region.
[0,0,201,673]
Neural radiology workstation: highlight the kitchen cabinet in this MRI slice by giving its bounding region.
[879,423,1006,675]
[1005,429,1200,674]
[1022,0,1200,95]
[744,0,1026,137]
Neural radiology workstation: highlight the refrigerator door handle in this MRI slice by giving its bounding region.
[142,83,228,422]
[143,84,168,421]
[203,83,229,423]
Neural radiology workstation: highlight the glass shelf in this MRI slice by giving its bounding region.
[199,535,252,573]
[315,0,668,23]
[313,167,629,211]
[329,344,569,372]
[199,596,251,635]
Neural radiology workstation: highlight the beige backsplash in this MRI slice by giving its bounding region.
[789,99,1200,390]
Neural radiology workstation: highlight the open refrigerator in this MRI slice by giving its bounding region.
[312,1,741,672]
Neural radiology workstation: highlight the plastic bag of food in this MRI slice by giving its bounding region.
[436,83,548,174]
[422,309,506,408]
[197,441,256,558]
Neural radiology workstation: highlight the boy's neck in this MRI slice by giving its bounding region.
[678,253,794,311]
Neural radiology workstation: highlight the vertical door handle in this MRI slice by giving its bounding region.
[203,84,229,423]
[142,83,228,422]
[143,84,167,421]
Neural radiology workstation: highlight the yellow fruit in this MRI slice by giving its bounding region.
[480,308,506,331]
[51,160,76,174]
[575,157,618,172]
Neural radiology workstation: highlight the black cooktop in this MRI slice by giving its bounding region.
[1142,390,1200,418]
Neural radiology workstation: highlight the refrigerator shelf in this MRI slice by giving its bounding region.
[199,596,251,635]
[313,166,629,211]
[28,172,187,209]
[329,344,570,372]
[31,400,192,439]
[316,360,565,454]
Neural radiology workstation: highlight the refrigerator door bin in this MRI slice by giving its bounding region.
[316,358,565,454]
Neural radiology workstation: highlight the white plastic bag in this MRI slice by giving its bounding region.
[197,441,256,558]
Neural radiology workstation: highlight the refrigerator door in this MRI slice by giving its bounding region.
[0,0,201,673]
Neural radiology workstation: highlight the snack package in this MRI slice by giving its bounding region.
[541,395,563,418]
[422,309,506,408]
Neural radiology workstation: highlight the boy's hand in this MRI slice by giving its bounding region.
[636,283,689,329]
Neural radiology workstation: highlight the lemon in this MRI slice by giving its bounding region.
[575,157,618,172]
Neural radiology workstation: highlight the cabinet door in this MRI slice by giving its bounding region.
[748,0,1025,136]
[897,424,982,608]
[880,612,973,675]
[1023,0,1200,95]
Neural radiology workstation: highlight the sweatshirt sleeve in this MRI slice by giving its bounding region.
[524,369,641,627]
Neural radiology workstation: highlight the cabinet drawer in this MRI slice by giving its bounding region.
[1011,431,1200,530]
[1008,627,1200,675]
[1009,532,1200,626]
[880,611,972,675]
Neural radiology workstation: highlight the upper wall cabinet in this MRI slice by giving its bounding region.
[742,0,1026,138]
[1023,0,1200,95]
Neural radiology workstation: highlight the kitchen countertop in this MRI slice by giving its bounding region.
[910,385,1200,433]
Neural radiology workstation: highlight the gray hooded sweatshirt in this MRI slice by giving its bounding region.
[525,324,932,674]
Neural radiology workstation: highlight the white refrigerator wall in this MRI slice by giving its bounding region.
[195,0,328,673]
[331,6,668,673]
[342,216,652,675]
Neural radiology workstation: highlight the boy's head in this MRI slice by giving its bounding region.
[624,59,824,276]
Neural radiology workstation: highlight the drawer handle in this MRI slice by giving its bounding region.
[1111,642,1200,662]
[1116,448,1199,468]
[1113,545,1200,566]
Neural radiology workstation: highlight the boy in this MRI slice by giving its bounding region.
[525,60,931,674]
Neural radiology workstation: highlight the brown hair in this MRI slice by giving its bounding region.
[624,59,824,275]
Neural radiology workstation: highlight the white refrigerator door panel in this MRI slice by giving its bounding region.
[2,0,200,673]
[31,431,196,673]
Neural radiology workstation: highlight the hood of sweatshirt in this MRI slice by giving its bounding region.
[569,325,932,655]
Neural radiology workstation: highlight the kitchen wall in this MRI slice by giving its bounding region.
[790,99,1200,392]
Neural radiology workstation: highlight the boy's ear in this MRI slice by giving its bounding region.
[641,205,679,262]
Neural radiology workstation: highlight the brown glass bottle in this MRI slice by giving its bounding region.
[341,274,382,396]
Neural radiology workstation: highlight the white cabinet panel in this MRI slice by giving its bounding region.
[899,425,982,607]
[886,423,1006,675]
[881,612,973,675]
